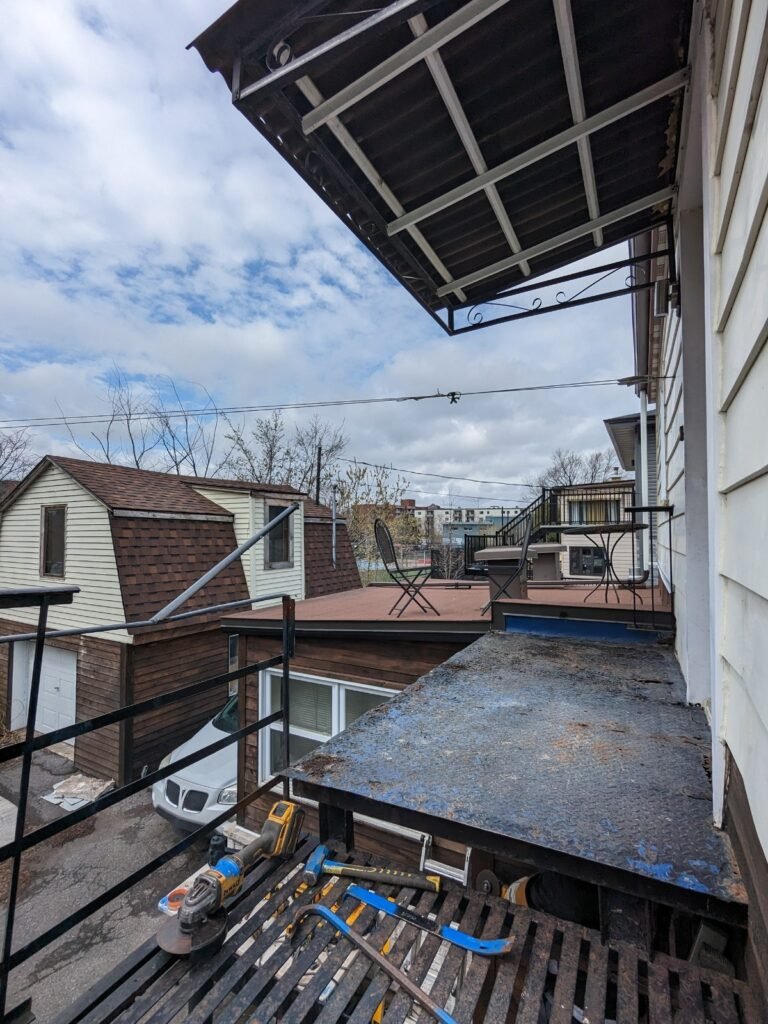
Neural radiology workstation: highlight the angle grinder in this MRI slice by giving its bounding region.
[157,800,305,959]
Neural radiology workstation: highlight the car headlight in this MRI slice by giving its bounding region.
[218,786,237,805]
[159,754,172,769]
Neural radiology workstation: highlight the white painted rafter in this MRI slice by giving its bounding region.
[295,76,466,301]
[408,13,531,275]
[435,187,675,297]
[301,0,511,135]
[552,0,603,246]
[387,69,688,236]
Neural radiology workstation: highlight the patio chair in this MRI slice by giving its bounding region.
[374,518,440,618]
[481,514,533,614]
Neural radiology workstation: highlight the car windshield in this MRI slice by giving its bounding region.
[212,695,238,734]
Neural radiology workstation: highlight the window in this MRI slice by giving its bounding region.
[569,546,606,577]
[259,670,392,782]
[264,503,294,569]
[567,499,620,525]
[227,635,239,697]
[41,506,66,577]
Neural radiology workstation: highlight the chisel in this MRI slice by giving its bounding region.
[343,884,515,956]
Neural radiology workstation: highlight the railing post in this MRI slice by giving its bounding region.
[281,595,295,799]
[0,595,50,1019]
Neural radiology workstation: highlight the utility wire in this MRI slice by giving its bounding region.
[0,375,661,431]
[339,457,534,489]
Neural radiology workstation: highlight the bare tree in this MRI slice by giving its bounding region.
[152,379,237,478]
[60,368,161,468]
[535,447,617,487]
[335,460,411,579]
[224,411,348,502]
[0,428,34,481]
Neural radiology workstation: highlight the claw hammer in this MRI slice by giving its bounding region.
[303,845,441,892]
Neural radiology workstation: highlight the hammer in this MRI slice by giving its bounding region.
[303,844,441,892]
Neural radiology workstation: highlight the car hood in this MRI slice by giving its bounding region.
[168,721,236,789]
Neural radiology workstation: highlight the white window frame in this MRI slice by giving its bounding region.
[258,669,393,784]
[264,501,294,570]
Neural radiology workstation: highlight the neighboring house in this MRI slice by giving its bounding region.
[0,456,359,781]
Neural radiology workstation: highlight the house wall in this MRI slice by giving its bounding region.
[191,488,305,605]
[128,627,231,778]
[703,0,768,865]
[0,463,129,641]
[559,532,635,581]
[0,618,122,780]
[238,634,467,865]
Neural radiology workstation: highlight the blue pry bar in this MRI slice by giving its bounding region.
[343,884,515,956]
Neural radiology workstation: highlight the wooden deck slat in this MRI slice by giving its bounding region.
[615,948,639,1023]
[53,839,760,1024]
[582,938,609,1023]
[309,888,440,1024]
[450,902,508,1024]
[185,852,367,1024]
[481,911,534,1024]
[425,893,486,1013]
[548,927,584,1024]
[647,961,673,1024]
[373,889,465,1024]
[276,884,413,1024]
[139,836,320,1024]
[514,918,555,1024]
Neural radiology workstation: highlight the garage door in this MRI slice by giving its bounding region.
[11,643,77,741]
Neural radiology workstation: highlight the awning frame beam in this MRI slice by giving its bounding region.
[388,69,689,236]
[435,186,675,296]
[301,0,512,135]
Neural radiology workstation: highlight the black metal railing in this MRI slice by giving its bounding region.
[0,507,301,1021]
[463,484,637,571]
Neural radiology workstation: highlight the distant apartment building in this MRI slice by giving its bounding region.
[397,500,522,542]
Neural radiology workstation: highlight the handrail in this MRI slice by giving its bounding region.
[0,582,298,1019]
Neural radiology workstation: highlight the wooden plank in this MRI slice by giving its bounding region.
[515,918,555,1024]
[646,961,673,1024]
[548,927,583,1024]
[705,979,741,1024]
[480,910,533,1024]
[582,939,609,1024]
[676,968,705,1020]
[352,888,464,1024]
[451,901,508,1022]
[615,947,639,1023]
[309,888,440,1024]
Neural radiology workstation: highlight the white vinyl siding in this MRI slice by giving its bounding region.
[705,0,768,854]
[0,463,128,641]
[560,533,635,581]
[191,487,305,605]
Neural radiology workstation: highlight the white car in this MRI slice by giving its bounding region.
[151,695,239,831]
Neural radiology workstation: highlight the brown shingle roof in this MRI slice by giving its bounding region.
[180,474,304,497]
[304,519,361,598]
[49,457,231,516]
[110,516,249,639]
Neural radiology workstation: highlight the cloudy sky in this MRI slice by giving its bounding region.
[0,0,642,508]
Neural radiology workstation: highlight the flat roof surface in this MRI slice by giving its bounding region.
[223,583,490,636]
[286,632,746,920]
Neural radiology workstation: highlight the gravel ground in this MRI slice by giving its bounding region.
[0,749,205,1021]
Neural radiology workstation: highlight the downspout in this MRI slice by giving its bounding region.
[639,390,651,573]
[331,484,338,568]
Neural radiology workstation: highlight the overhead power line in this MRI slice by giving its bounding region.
[340,457,535,489]
[0,375,661,431]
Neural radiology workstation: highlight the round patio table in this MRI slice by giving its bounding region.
[563,522,648,603]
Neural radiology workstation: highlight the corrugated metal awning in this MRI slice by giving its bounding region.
[191,0,692,333]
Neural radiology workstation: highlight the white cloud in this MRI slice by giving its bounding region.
[0,0,641,503]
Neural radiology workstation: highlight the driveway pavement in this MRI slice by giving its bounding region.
[0,749,205,1021]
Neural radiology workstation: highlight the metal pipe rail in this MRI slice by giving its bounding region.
[0,501,302,1022]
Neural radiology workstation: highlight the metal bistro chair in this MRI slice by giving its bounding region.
[374,518,440,618]
[481,514,533,614]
